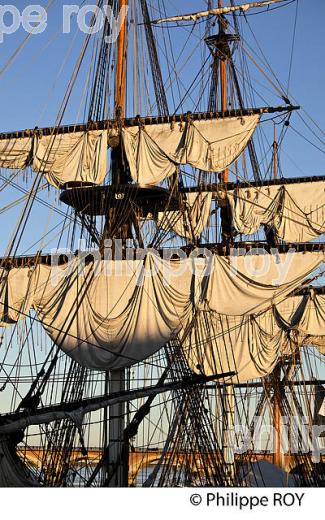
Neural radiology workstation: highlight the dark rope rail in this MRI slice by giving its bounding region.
[181,173,325,192]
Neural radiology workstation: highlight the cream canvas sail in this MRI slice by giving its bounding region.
[0,130,109,188]
[122,115,260,184]
[228,181,325,242]
[0,250,323,373]
[157,192,212,239]
[184,291,325,383]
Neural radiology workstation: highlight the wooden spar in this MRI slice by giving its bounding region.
[218,0,226,111]
[273,369,283,468]
[219,40,227,115]
[219,6,234,455]
[1,240,325,268]
[1,377,323,436]
[218,379,325,389]
[0,105,299,141]
[151,1,287,25]
[181,173,325,191]
[219,0,233,430]
[218,2,234,472]
[0,372,235,434]
[115,0,128,117]
[273,392,282,466]
[222,384,235,481]
[107,370,128,487]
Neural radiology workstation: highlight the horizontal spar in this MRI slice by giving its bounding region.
[1,375,322,433]
[210,379,325,389]
[0,372,235,433]
[1,242,325,268]
[0,105,298,141]
[181,174,325,193]
[150,0,287,24]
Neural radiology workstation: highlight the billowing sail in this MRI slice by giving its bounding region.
[32,255,195,371]
[227,180,325,242]
[157,192,212,239]
[290,292,325,356]
[0,130,109,188]
[0,250,323,373]
[122,115,260,184]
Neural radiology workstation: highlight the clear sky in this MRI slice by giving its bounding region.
[0,1,324,142]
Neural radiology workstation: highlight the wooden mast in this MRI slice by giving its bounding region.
[105,0,130,236]
[217,3,235,483]
[218,0,228,183]
[222,385,235,483]
[273,367,283,468]
[107,0,129,488]
[115,0,128,117]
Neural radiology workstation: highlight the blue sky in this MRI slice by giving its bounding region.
[0,1,324,136]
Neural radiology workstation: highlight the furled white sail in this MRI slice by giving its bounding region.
[0,115,259,187]
[122,115,260,185]
[0,268,35,325]
[151,0,286,24]
[228,181,325,242]
[0,136,33,170]
[0,250,322,373]
[205,251,323,315]
[157,192,212,239]
[182,310,290,383]
[0,130,109,188]
[33,131,108,188]
[294,293,325,350]
[184,291,325,382]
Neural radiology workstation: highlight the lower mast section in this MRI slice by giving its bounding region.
[106,369,128,487]
[273,376,283,469]
[222,384,236,484]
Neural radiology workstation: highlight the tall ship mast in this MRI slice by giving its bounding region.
[0,0,324,487]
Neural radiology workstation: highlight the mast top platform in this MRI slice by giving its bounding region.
[60,184,178,217]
